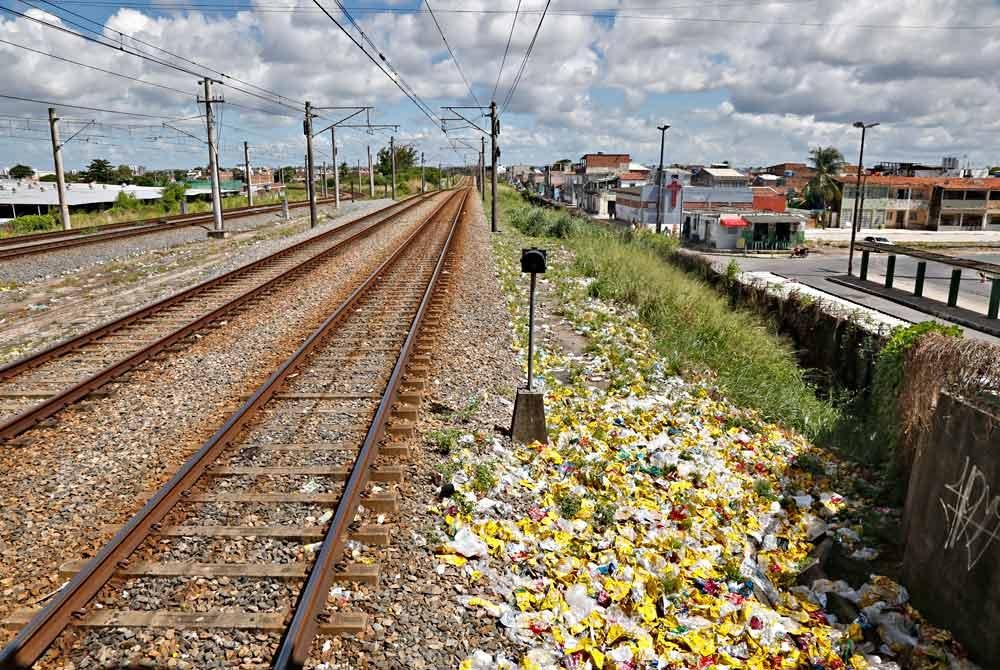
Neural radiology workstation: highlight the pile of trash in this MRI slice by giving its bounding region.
[432,241,976,669]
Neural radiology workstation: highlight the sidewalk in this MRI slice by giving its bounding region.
[828,274,1000,338]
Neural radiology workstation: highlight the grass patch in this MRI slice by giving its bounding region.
[497,187,839,442]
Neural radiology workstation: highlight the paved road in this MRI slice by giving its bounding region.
[701,249,1000,343]
[806,227,1000,244]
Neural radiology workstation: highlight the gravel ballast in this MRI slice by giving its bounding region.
[0,194,447,638]
[0,198,395,364]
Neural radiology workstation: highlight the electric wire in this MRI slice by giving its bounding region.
[492,0,522,101]
[500,0,551,115]
[423,0,481,106]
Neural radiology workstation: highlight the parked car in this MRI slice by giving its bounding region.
[863,235,893,250]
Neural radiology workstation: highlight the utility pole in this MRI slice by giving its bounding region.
[390,135,397,200]
[654,124,670,235]
[480,135,486,202]
[421,151,425,194]
[848,121,879,275]
[490,100,498,233]
[47,107,71,230]
[200,79,226,237]
[331,127,340,208]
[304,101,317,228]
[367,145,375,197]
[243,141,254,206]
[356,159,361,198]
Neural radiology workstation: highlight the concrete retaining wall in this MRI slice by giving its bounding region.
[902,394,1000,663]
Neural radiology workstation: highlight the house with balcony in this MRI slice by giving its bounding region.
[839,176,1000,230]
[929,178,1000,229]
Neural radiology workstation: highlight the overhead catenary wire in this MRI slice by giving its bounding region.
[39,1,1000,30]
[308,0,442,128]
[500,0,552,115]
[492,0,522,101]
[423,0,481,107]
[7,0,307,114]
[0,93,178,119]
[0,38,194,98]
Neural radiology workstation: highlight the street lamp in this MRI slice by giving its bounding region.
[654,124,671,235]
[848,121,879,275]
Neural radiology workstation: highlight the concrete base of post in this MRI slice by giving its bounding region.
[510,388,547,445]
[206,230,231,239]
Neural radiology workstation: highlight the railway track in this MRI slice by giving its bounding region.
[0,194,352,261]
[0,187,469,669]
[0,192,436,441]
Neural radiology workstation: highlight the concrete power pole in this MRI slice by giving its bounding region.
[332,127,340,208]
[201,79,226,238]
[390,136,397,200]
[490,100,498,233]
[367,145,375,197]
[421,152,425,194]
[244,141,254,207]
[480,135,486,202]
[321,161,328,198]
[47,107,71,230]
[304,101,317,228]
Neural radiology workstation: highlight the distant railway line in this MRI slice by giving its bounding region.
[0,192,429,440]
[0,194,357,261]
[0,187,469,669]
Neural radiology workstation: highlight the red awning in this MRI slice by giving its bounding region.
[719,216,749,228]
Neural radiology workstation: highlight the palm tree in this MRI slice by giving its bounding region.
[804,147,845,224]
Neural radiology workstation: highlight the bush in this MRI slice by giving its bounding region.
[161,182,187,211]
[112,191,141,211]
[4,214,57,236]
[867,321,962,461]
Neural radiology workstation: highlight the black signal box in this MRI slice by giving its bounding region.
[520,248,547,274]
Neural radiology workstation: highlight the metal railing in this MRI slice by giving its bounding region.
[857,241,1000,320]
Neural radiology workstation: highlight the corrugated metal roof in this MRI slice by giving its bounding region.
[0,180,239,207]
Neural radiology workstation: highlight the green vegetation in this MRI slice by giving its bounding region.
[557,492,583,519]
[867,322,962,461]
[1,214,58,236]
[472,462,497,493]
[499,187,838,442]
[426,428,462,454]
[8,164,33,179]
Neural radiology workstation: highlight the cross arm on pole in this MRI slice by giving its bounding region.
[58,119,96,149]
[162,122,206,144]
[442,107,488,135]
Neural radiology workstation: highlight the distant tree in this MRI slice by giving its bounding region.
[112,164,134,183]
[160,181,187,211]
[376,143,417,175]
[803,147,845,213]
[39,174,58,182]
[83,159,114,183]
[9,164,33,179]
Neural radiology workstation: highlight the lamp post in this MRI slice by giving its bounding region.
[848,121,879,275]
[654,124,670,235]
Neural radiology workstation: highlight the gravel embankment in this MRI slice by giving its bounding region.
[0,195,446,640]
[0,199,394,364]
[305,192,524,669]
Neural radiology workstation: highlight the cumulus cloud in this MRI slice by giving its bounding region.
[1,0,998,169]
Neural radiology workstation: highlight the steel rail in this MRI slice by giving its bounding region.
[273,188,469,669]
[0,194,353,260]
[0,189,466,669]
[0,193,434,440]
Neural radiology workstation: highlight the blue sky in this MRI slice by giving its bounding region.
[2,0,999,173]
